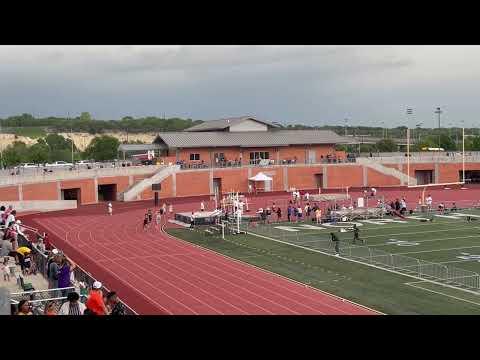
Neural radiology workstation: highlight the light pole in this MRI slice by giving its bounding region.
[416,123,423,145]
[406,107,413,145]
[344,118,348,137]
[435,107,442,149]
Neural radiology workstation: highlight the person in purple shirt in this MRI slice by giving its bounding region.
[287,205,292,222]
[58,256,76,297]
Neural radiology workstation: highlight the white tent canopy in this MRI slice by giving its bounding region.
[249,172,272,182]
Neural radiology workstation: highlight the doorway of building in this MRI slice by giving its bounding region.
[98,184,117,202]
[461,170,480,184]
[61,188,81,205]
[315,174,323,189]
[213,178,222,202]
[415,170,434,185]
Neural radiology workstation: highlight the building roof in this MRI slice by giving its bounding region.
[184,116,279,132]
[154,130,348,149]
[118,143,163,152]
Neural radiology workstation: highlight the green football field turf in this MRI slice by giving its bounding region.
[168,209,480,314]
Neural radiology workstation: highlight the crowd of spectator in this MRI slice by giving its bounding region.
[0,203,128,316]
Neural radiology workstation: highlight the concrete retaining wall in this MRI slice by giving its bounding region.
[7,200,77,212]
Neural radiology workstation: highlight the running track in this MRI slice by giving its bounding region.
[22,201,378,315]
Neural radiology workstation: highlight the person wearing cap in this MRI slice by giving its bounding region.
[86,281,108,315]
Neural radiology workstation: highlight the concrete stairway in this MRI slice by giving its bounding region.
[121,165,180,201]
[357,158,417,186]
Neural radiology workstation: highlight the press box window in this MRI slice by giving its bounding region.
[190,154,200,161]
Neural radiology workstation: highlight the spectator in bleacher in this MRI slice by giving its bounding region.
[200,201,205,212]
[47,253,61,290]
[44,301,58,316]
[106,291,126,315]
[0,237,12,258]
[0,206,5,225]
[58,292,86,315]
[6,210,16,228]
[58,256,76,296]
[16,300,32,315]
[16,246,31,275]
[86,281,108,315]
[36,237,46,254]
[2,257,11,282]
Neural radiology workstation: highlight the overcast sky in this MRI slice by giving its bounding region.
[1,45,479,128]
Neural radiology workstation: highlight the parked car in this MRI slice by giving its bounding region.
[21,163,39,168]
[46,161,73,167]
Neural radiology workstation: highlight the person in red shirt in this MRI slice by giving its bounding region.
[86,281,109,315]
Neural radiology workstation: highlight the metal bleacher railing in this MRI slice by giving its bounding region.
[16,229,137,315]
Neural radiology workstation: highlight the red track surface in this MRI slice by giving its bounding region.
[22,201,378,315]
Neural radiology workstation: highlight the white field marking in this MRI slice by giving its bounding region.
[407,216,431,221]
[396,244,480,255]
[362,226,475,239]
[405,282,480,307]
[367,234,480,248]
[269,218,475,235]
[435,214,466,219]
[321,222,363,228]
[452,213,480,218]
[436,259,479,265]
[360,219,406,225]
[247,230,480,297]
[274,225,327,232]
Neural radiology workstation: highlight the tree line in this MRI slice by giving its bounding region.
[0,113,202,134]
[2,134,120,167]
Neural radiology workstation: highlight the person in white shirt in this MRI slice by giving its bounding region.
[426,194,433,211]
[14,220,26,238]
[305,192,310,201]
[6,210,16,228]
[371,188,377,197]
[58,291,86,315]
[200,201,205,212]
[107,203,112,216]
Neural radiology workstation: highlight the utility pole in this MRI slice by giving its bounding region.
[344,118,348,136]
[435,107,442,149]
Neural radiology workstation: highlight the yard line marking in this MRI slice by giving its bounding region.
[367,234,480,247]
[397,245,480,255]
[247,230,480,297]
[405,282,480,307]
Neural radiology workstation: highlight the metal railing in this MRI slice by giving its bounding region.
[17,232,137,315]
[0,165,164,186]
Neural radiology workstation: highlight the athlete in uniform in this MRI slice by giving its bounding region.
[330,232,340,255]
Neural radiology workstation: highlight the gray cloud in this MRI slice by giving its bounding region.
[0,45,478,128]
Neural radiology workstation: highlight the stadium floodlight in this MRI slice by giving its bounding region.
[435,107,442,149]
